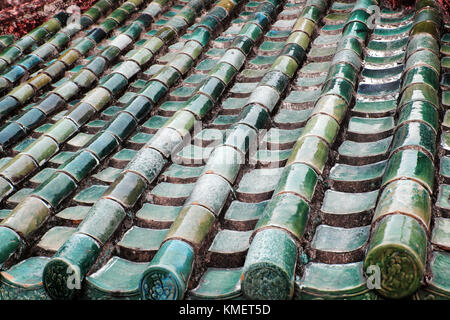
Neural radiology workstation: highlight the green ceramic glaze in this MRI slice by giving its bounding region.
[0,226,21,265]
[190,267,242,300]
[301,113,340,146]
[364,214,428,299]
[1,196,50,237]
[43,232,101,299]
[273,163,318,202]
[382,149,435,194]
[374,179,431,230]
[287,136,329,174]
[77,198,126,244]
[242,228,297,300]
[103,171,146,208]
[255,193,309,239]
[0,257,50,300]
[398,100,438,133]
[164,204,215,247]
[298,262,376,300]
[390,122,436,160]
[140,239,195,300]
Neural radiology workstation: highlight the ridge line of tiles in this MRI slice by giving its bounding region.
[63,0,296,301]
[363,0,443,300]
[296,7,414,300]
[239,0,376,300]
[414,21,450,300]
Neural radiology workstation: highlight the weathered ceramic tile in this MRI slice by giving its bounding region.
[230,82,258,98]
[361,65,403,79]
[310,225,370,264]
[189,267,242,300]
[110,148,137,168]
[117,226,168,261]
[262,127,303,150]
[249,55,277,68]
[55,205,90,225]
[338,136,392,166]
[329,160,387,192]
[149,182,195,206]
[265,29,291,42]
[29,167,56,187]
[300,61,331,75]
[297,262,376,300]
[320,189,378,228]
[135,203,181,229]
[257,41,285,54]
[13,138,35,153]
[169,86,196,100]
[194,128,224,147]
[0,257,50,300]
[313,34,341,46]
[0,209,11,221]
[195,58,218,73]
[431,218,450,250]
[295,75,327,88]
[382,149,434,194]
[273,108,312,129]
[347,116,395,142]
[161,164,204,183]
[207,230,252,267]
[352,99,397,117]
[423,251,450,299]
[283,89,321,108]
[36,226,76,254]
[236,167,284,202]
[67,132,93,149]
[211,115,239,129]
[252,149,291,168]
[175,144,212,166]
[85,119,107,133]
[224,200,268,230]
[73,185,108,205]
[92,167,123,183]
[49,151,75,166]
[365,52,404,65]
[6,188,33,207]
[84,256,149,300]
[128,132,153,147]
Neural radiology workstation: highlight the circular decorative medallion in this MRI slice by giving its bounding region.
[243,264,292,300]
[140,269,179,300]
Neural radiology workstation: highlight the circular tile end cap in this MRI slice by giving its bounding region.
[140,239,194,300]
[242,228,296,300]
[139,265,183,300]
[43,232,101,299]
[364,215,427,299]
[242,261,294,300]
[42,258,82,300]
